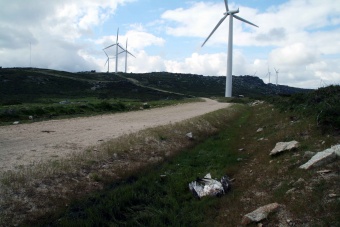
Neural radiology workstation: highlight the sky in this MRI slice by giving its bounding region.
[0,0,339,89]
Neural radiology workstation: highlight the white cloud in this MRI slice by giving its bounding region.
[0,0,134,71]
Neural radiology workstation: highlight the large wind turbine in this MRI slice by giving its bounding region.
[201,0,258,97]
[124,39,136,73]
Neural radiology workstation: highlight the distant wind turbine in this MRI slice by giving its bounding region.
[201,0,258,97]
[103,49,111,73]
[274,68,279,86]
[124,39,136,73]
[103,28,126,73]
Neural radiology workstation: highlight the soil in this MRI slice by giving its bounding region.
[0,98,231,171]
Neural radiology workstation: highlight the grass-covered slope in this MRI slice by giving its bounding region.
[268,85,340,132]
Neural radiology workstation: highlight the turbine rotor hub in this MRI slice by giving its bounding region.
[225,8,239,15]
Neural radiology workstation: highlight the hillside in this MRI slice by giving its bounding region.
[120,72,310,97]
[0,68,310,106]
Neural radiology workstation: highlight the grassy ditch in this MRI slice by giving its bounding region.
[30,106,250,226]
[0,104,244,226]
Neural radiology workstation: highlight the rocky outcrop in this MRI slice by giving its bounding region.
[269,141,299,156]
[299,145,340,169]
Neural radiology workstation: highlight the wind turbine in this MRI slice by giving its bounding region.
[103,28,126,73]
[201,0,258,97]
[124,39,136,73]
[266,67,271,84]
[274,68,279,86]
[103,49,110,73]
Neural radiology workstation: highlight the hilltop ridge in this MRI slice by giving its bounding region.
[0,68,310,105]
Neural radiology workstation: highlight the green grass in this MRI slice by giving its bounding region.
[21,106,249,226]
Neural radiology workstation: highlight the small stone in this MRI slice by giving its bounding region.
[256,128,263,133]
[186,132,193,139]
[286,188,295,195]
[329,194,338,198]
[241,203,280,225]
[13,121,20,125]
[317,169,332,174]
[270,141,299,156]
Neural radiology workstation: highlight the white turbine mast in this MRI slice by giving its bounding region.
[274,67,279,86]
[124,39,136,73]
[201,0,258,97]
[266,67,271,84]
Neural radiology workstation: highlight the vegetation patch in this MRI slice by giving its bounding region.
[0,105,244,226]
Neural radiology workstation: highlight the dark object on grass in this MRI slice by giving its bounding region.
[189,173,231,199]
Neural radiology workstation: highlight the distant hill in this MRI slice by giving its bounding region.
[0,68,311,104]
[120,72,311,97]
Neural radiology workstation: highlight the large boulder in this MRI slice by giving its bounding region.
[241,203,281,225]
[299,145,339,169]
[269,141,299,156]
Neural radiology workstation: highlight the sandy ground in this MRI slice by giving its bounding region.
[0,99,231,171]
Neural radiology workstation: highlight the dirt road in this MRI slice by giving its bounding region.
[0,99,231,171]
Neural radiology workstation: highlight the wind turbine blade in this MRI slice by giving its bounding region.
[201,14,228,47]
[104,59,108,66]
[233,15,258,27]
[224,0,229,11]
[126,50,136,58]
[103,50,109,58]
[117,43,126,51]
[103,44,116,50]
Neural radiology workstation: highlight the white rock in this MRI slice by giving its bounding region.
[299,146,338,169]
[256,128,263,133]
[13,121,20,125]
[270,141,299,156]
[241,203,280,225]
[186,132,193,139]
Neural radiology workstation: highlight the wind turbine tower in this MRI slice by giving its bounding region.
[274,68,279,86]
[124,39,136,73]
[267,67,271,84]
[201,0,258,97]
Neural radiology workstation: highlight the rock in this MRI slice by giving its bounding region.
[328,193,338,198]
[186,132,193,139]
[13,121,20,125]
[256,128,263,133]
[241,203,281,225]
[293,178,305,187]
[285,188,295,195]
[270,141,299,156]
[299,145,339,169]
[28,115,33,120]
